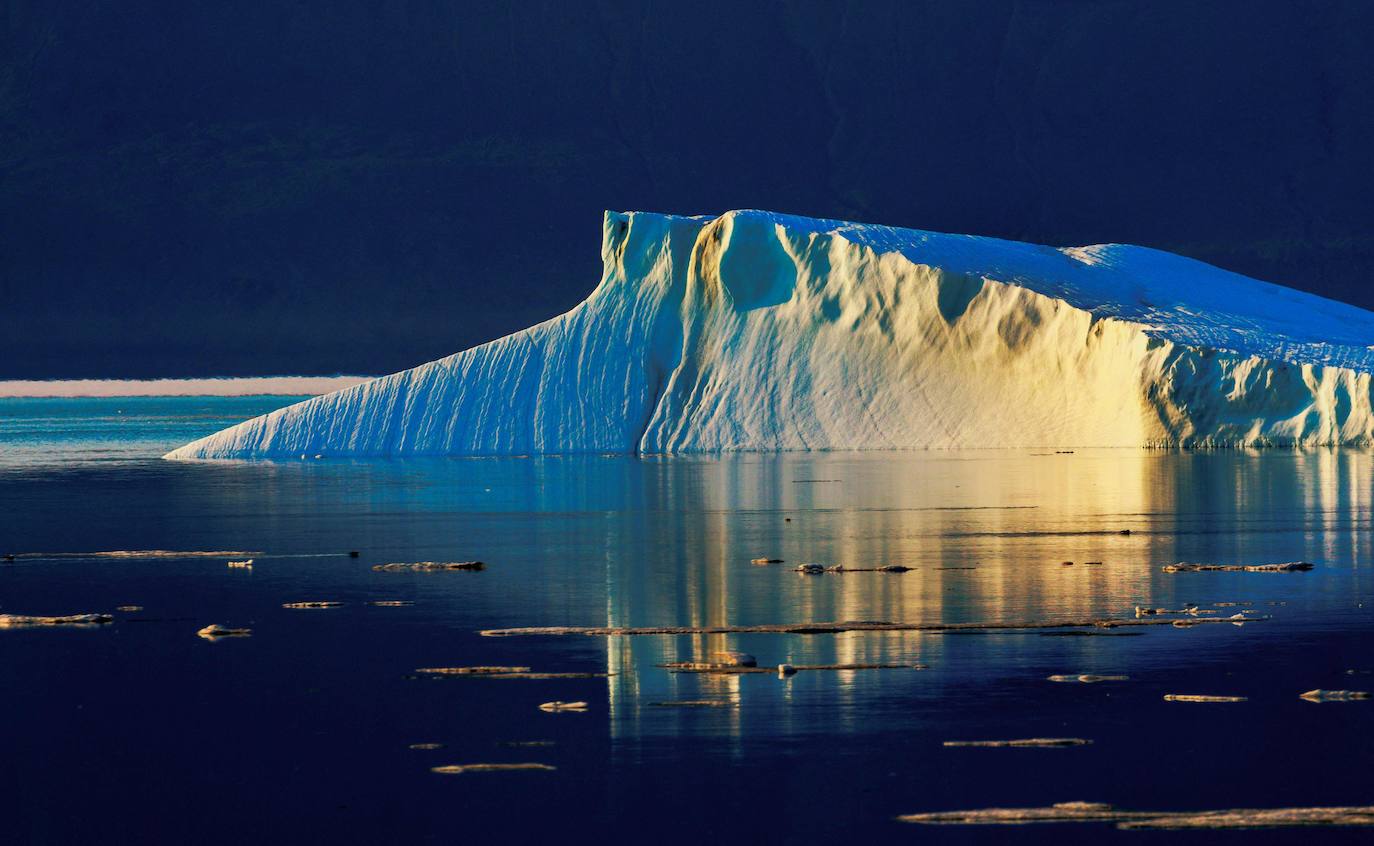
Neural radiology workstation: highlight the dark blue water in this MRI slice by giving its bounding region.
[2,398,1372,844]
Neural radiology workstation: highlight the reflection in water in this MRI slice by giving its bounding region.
[3,432,1374,844]
[524,450,1374,742]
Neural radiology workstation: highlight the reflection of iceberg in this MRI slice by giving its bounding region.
[591,450,1374,740]
[170,209,1374,458]
[141,447,1364,739]
[600,451,1156,741]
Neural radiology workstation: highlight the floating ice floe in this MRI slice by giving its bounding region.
[372,561,485,572]
[1163,561,1314,573]
[1299,689,1369,702]
[416,666,608,680]
[898,801,1374,829]
[197,624,251,640]
[0,613,113,629]
[712,651,756,667]
[943,738,1092,748]
[648,700,736,708]
[416,666,530,675]
[431,763,555,774]
[792,562,909,574]
[663,662,925,676]
[538,701,588,713]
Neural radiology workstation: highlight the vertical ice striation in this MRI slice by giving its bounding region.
[166,209,1374,458]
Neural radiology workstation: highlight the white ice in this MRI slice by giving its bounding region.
[166,209,1374,458]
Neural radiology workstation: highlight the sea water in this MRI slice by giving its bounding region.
[1,397,1372,844]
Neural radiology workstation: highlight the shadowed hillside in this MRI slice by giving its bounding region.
[3,0,1372,378]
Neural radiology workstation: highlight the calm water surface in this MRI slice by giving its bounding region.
[1,398,1372,844]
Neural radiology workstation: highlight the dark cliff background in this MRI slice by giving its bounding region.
[3,0,1372,378]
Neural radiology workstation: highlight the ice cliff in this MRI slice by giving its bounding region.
[166,210,1374,458]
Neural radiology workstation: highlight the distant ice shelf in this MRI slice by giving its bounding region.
[166,209,1374,458]
[1,376,371,398]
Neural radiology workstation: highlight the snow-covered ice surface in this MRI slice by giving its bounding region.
[167,210,1374,458]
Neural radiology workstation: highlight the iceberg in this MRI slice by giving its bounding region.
[166,210,1374,458]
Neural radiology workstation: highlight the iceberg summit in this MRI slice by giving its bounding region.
[167,210,1374,458]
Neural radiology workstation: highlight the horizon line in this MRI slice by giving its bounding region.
[0,375,374,398]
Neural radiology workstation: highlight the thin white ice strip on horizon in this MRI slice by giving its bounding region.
[0,376,375,398]
[11,550,262,559]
